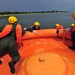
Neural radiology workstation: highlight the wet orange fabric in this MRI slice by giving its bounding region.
[16,24,22,48]
[17,53,68,75]
[22,29,64,40]
[0,25,12,38]
[0,24,22,48]
[0,29,75,75]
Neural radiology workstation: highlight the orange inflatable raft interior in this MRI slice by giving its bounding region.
[0,28,75,75]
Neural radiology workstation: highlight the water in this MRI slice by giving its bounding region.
[0,12,74,28]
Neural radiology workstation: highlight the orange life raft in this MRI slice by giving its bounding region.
[22,29,65,40]
[0,28,75,75]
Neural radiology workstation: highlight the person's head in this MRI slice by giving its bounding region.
[72,11,75,19]
[8,16,18,24]
[34,22,40,26]
[71,23,74,27]
[33,21,40,29]
[55,23,60,27]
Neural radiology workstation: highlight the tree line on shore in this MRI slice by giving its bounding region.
[0,10,69,15]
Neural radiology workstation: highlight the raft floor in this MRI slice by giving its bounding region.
[0,38,75,75]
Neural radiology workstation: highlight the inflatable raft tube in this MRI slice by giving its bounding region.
[62,29,72,46]
[0,38,75,75]
[22,29,65,40]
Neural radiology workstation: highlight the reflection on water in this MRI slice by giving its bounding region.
[0,12,74,28]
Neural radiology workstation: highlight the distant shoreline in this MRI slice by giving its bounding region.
[0,11,69,18]
[0,11,69,15]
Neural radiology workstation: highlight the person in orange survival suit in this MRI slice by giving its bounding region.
[69,23,75,49]
[70,23,75,32]
[55,23,64,37]
[0,16,37,74]
[68,11,75,49]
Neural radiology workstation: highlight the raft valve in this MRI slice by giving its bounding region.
[39,58,44,62]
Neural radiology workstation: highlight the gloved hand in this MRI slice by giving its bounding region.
[24,27,27,30]
[33,30,37,35]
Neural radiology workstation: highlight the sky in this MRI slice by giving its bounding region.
[0,0,75,12]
